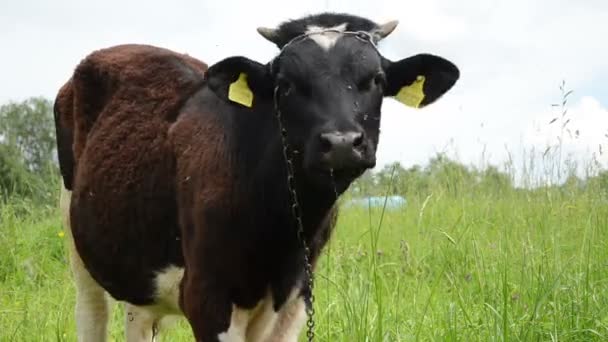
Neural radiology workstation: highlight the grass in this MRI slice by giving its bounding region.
[1,169,607,342]
[320,183,608,341]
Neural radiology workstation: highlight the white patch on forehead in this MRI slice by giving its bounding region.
[306,23,347,51]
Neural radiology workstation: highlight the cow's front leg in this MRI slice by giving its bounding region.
[180,273,247,342]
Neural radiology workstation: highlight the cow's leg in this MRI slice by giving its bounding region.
[217,304,252,342]
[70,244,112,341]
[244,293,277,341]
[61,186,111,342]
[182,296,246,342]
[125,303,161,342]
[265,295,307,342]
[180,275,247,342]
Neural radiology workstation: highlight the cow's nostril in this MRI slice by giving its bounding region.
[319,131,364,155]
[352,132,364,147]
[319,134,333,153]
[318,131,368,170]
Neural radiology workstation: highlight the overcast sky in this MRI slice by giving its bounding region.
[2,0,607,181]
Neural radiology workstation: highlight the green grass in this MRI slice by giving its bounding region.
[1,175,607,341]
[319,185,608,341]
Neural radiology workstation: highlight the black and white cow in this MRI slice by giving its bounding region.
[54,12,459,342]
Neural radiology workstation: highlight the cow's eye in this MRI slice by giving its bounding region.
[373,72,386,88]
[358,72,385,91]
[277,75,311,97]
[292,77,312,97]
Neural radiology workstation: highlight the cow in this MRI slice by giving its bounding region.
[54,12,459,342]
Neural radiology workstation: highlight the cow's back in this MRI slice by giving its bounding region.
[56,44,207,304]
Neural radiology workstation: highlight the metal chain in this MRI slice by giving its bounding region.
[273,86,316,342]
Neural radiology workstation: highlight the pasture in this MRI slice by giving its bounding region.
[1,162,607,341]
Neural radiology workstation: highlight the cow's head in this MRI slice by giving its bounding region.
[206,13,459,193]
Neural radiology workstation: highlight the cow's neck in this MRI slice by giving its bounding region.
[232,104,339,242]
[260,136,338,241]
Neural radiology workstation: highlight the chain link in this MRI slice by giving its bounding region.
[274,86,316,342]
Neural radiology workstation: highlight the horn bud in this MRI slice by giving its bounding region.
[373,20,399,41]
[257,27,279,44]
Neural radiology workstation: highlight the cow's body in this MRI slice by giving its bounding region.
[56,12,459,341]
[57,44,206,306]
[57,44,335,341]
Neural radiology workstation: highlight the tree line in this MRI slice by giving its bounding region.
[1,97,606,205]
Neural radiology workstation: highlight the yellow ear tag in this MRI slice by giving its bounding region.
[395,75,426,108]
[228,72,254,107]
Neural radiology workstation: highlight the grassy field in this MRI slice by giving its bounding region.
[1,172,607,341]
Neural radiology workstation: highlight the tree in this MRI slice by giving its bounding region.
[0,97,57,173]
[0,97,58,200]
[425,153,477,196]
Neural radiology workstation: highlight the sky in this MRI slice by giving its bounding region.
[1,0,607,182]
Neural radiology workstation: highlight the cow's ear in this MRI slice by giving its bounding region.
[206,56,273,108]
[382,54,459,108]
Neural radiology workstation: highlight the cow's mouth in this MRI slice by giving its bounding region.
[309,165,370,193]
[302,142,376,193]
[330,167,366,181]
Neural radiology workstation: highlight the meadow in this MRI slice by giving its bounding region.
[1,156,607,341]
